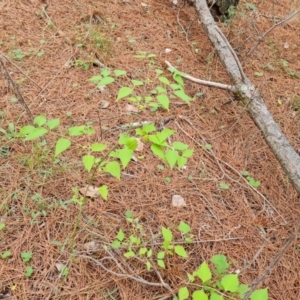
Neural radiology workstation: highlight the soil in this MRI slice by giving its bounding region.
[0,0,300,299]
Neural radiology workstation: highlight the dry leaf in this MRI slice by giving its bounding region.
[100,100,110,109]
[172,194,187,207]
[55,263,67,272]
[283,42,289,49]
[141,2,148,7]
[131,154,138,162]
[84,240,99,252]
[165,48,172,53]
[136,138,144,152]
[79,186,99,198]
[125,104,139,112]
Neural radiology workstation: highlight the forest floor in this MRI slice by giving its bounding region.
[1,0,300,299]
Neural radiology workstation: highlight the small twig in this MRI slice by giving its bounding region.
[165,60,237,92]
[0,57,33,121]
[120,120,153,129]
[244,217,300,299]
[243,8,300,63]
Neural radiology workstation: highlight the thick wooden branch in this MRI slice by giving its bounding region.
[193,0,300,195]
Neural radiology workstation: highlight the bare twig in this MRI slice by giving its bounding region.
[243,8,300,63]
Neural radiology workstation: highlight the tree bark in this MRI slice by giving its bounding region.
[193,0,300,195]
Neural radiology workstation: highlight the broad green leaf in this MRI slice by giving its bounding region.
[21,251,32,263]
[147,249,153,258]
[250,288,268,300]
[162,227,173,242]
[125,137,138,151]
[82,154,95,172]
[55,138,71,157]
[1,251,11,259]
[143,123,156,133]
[68,125,85,136]
[98,185,108,201]
[114,69,127,76]
[165,149,179,169]
[91,143,106,152]
[124,251,135,258]
[34,115,46,127]
[159,76,170,85]
[170,83,182,90]
[157,259,165,268]
[151,144,165,161]
[25,266,34,277]
[178,221,191,234]
[177,156,187,168]
[155,69,163,74]
[182,148,193,158]
[61,266,69,277]
[157,94,169,110]
[46,118,60,129]
[210,293,224,300]
[139,247,147,255]
[172,142,188,151]
[132,79,144,86]
[192,290,208,300]
[0,223,5,231]
[178,287,189,300]
[220,182,229,190]
[104,161,121,180]
[146,260,151,270]
[157,251,165,259]
[157,128,174,141]
[19,125,35,137]
[111,240,121,248]
[88,75,102,83]
[97,76,115,87]
[83,126,95,135]
[24,127,48,141]
[174,245,188,258]
[101,68,110,77]
[174,90,192,103]
[173,72,184,86]
[238,284,251,298]
[197,262,212,283]
[118,148,133,168]
[221,274,239,292]
[187,273,195,282]
[210,254,229,275]
[117,229,125,241]
[205,144,212,150]
[117,87,132,100]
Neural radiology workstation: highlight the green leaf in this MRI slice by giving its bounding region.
[165,149,179,169]
[82,154,95,172]
[182,148,193,158]
[250,288,268,300]
[172,142,188,151]
[117,229,125,241]
[192,290,208,300]
[159,76,170,85]
[114,70,127,76]
[55,138,71,157]
[173,72,184,86]
[91,143,107,152]
[21,251,32,263]
[139,247,147,255]
[46,118,60,129]
[187,273,195,282]
[210,254,229,275]
[210,294,224,300]
[177,156,187,168]
[124,251,135,258]
[68,125,85,136]
[117,87,132,100]
[142,123,156,133]
[34,115,46,127]
[104,161,121,180]
[197,262,212,283]
[178,287,189,300]
[157,94,169,110]
[161,227,173,242]
[118,148,133,168]
[238,284,251,298]
[178,221,191,234]
[0,223,5,231]
[221,274,239,292]
[158,128,174,141]
[24,127,48,141]
[98,185,108,201]
[174,90,191,103]
[101,68,110,77]
[147,249,153,258]
[97,76,115,87]
[61,266,69,277]
[1,251,11,259]
[174,245,188,258]
[88,75,102,83]
[151,144,165,161]
[157,251,165,259]
[124,137,138,151]
[132,79,144,86]
[157,259,165,268]
[19,125,35,137]
[220,182,229,190]
[111,240,121,248]
[25,266,34,277]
